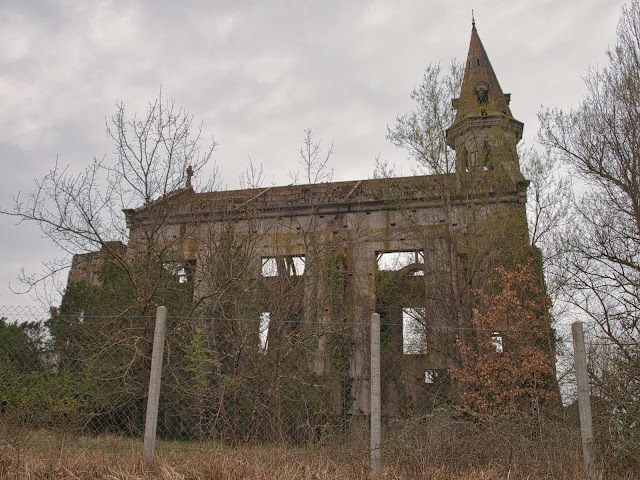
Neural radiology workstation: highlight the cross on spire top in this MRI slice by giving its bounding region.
[186,165,194,188]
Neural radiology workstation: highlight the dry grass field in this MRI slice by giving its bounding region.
[1,424,637,480]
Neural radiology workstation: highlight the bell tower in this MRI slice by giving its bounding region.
[446,20,524,173]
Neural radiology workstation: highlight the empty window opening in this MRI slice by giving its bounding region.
[425,370,437,384]
[176,266,189,283]
[377,250,424,272]
[477,88,488,105]
[403,307,427,355]
[492,331,504,353]
[460,147,470,172]
[262,257,278,277]
[163,260,196,283]
[286,255,305,276]
[261,255,306,277]
[482,141,492,170]
[259,312,271,353]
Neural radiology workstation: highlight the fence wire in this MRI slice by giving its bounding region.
[0,304,603,477]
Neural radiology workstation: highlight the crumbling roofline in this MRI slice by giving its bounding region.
[125,188,527,228]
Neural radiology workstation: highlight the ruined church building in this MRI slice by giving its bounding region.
[71,23,536,419]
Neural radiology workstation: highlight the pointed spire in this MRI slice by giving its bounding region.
[452,22,513,122]
[446,21,524,173]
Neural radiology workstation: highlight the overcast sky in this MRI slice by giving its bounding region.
[0,0,627,309]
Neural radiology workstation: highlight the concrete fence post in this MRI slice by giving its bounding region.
[143,306,168,467]
[571,321,596,480]
[370,312,381,477]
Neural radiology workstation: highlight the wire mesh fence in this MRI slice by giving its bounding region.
[0,303,626,478]
[1,305,370,448]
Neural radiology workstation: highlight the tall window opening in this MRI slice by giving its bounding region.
[402,307,427,354]
[261,255,305,277]
[492,331,504,353]
[259,312,271,353]
[163,259,196,283]
[377,250,424,274]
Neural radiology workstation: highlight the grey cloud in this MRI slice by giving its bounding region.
[0,0,628,308]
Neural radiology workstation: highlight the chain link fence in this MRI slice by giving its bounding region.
[0,303,626,478]
[1,305,355,445]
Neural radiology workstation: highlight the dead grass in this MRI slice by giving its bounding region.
[0,426,638,479]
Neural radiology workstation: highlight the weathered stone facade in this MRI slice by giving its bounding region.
[69,23,536,420]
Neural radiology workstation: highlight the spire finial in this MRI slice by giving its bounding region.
[186,165,194,188]
[472,9,475,27]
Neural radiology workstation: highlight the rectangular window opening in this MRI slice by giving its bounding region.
[402,307,427,355]
[425,370,437,384]
[261,257,278,277]
[492,331,504,353]
[163,260,196,283]
[259,312,271,353]
[286,255,305,276]
[377,250,424,272]
[177,267,189,283]
[261,255,306,277]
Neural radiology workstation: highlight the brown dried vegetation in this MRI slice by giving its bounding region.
[0,424,636,480]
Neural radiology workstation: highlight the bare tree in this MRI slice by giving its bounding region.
[387,61,462,175]
[520,147,571,252]
[2,91,217,315]
[539,1,640,347]
[371,154,396,179]
[289,128,334,185]
[0,92,219,435]
[519,145,572,303]
[539,0,640,465]
[239,156,266,189]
